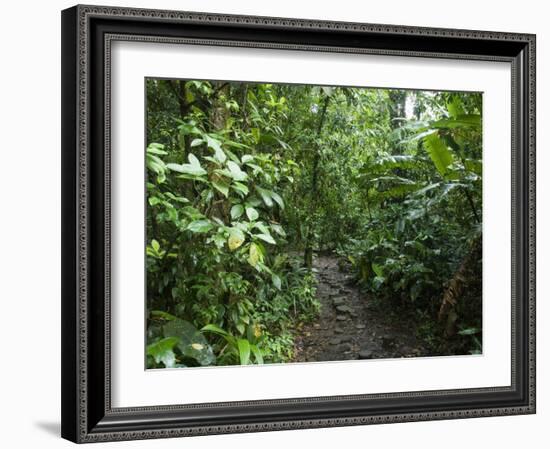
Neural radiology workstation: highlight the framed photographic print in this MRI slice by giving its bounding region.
[61,4,536,443]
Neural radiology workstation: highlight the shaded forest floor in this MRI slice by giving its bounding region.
[292,254,430,362]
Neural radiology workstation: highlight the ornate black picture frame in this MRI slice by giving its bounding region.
[61,4,536,443]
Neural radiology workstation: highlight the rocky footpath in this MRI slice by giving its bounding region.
[292,255,426,363]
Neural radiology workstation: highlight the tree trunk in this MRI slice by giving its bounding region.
[438,235,482,336]
[304,94,330,269]
[169,80,191,154]
[210,82,231,223]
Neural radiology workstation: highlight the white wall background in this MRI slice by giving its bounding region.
[0,0,546,447]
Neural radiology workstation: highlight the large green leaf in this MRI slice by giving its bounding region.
[423,133,453,176]
[166,153,207,176]
[146,337,179,368]
[230,204,244,219]
[190,138,203,147]
[166,163,206,176]
[256,187,274,207]
[164,192,189,204]
[271,273,282,290]
[237,339,251,365]
[181,206,204,220]
[226,161,248,181]
[250,344,264,364]
[372,263,384,277]
[212,180,230,198]
[446,97,466,119]
[206,135,227,163]
[187,220,213,233]
[163,319,216,366]
[270,223,286,237]
[254,233,276,245]
[253,222,270,235]
[146,143,168,155]
[177,121,202,136]
[232,182,249,196]
[201,324,231,338]
[270,191,284,209]
[245,206,259,221]
[146,154,166,175]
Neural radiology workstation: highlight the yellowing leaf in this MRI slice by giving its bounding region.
[248,243,260,267]
[191,343,204,350]
[228,228,245,251]
[254,324,262,338]
[228,234,244,251]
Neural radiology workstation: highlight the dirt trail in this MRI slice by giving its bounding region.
[293,255,426,362]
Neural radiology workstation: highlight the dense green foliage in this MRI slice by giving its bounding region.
[145,79,482,368]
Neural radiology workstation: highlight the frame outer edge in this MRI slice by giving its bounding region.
[527,34,536,414]
[77,3,534,41]
[61,5,80,444]
[66,5,537,442]
[77,3,90,443]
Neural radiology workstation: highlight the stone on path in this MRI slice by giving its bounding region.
[336,315,348,321]
[358,349,374,360]
[344,275,355,284]
[355,324,366,329]
[339,343,353,352]
[335,305,353,313]
[381,336,396,349]
[332,297,345,306]
[334,327,345,334]
[329,337,341,345]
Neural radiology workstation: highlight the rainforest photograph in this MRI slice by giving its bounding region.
[145,78,483,369]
